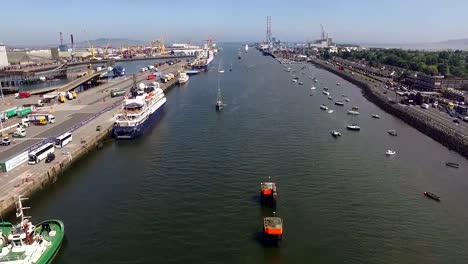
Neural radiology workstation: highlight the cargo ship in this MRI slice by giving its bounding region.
[113,78,166,139]
[0,196,65,264]
[191,49,215,70]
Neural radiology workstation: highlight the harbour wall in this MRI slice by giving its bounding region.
[0,74,181,217]
[309,58,468,159]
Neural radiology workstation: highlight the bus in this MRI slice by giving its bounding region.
[28,143,55,164]
[55,132,72,148]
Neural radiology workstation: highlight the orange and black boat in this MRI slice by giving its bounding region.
[263,215,283,244]
[260,178,277,204]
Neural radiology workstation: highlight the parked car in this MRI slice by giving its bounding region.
[45,153,55,163]
[1,137,11,146]
[147,74,156,80]
[453,119,460,124]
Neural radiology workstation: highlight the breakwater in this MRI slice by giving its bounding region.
[309,58,468,159]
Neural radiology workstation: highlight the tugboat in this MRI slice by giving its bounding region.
[263,212,283,245]
[331,130,341,137]
[445,162,460,168]
[0,196,65,264]
[260,178,277,205]
[424,192,440,201]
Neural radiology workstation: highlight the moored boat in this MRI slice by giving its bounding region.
[178,71,189,84]
[331,130,341,137]
[424,192,440,201]
[347,110,360,115]
[322,91,330,96]
[445,162,460,168]
[310,86,316,90]
[371,114,380,119]
[388,130,398,136]
[320,104,328,110]
[335,101,344,106]
[298,82,303,85]
[113,78,166,139]
[347,124,361,130]
[345,98,351,102]
[0,196,65,264]
[385,150,396,155]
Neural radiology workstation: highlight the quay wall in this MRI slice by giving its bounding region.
[309,58,468,159]
[0,71,182,216]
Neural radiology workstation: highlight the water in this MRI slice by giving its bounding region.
[21,44,468,263]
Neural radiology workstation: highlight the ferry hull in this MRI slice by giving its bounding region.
[113,102,165,139]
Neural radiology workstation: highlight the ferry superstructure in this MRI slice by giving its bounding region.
[113,81,166,139]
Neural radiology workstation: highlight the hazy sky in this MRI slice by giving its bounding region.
[1,0,467,45]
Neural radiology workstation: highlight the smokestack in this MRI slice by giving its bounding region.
[60,32,63,45]
[70,34,74,46]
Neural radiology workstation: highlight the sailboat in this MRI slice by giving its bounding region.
[245,44,249,53]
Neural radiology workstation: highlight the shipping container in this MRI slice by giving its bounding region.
[16,107,33,117]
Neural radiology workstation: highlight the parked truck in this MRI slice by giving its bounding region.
[16,106,35,118]
[28,114,55,125]
[15,92,31,98]
[0,107,18,121]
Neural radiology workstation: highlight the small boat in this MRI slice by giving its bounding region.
[388,130,398,136]
[292,79,297,83]
[327,109,334,114]
[298,82,303,85]
[336,82,341,86]
[347,124,361,130]
[345,98,351,102]
[445,162,460,168]
[331,130,341,137]
[323,87,329,90]
[260,178,277,203]
[347,110,360,115]
[185,70,200,75]
[335,101,344,106]
[385,150,396,155]
[424,192,440,201]
[218,70,225,73]
[310,86,317,90]
[328,96,333,100]
[371,114,380,119]
[320,104,328,110]
[263,214,283,244]
[352,106,359,110]
[285,67,291,72]
[322,91,330,96]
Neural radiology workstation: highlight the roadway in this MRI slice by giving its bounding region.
[0,61,186,161]
[335,63,468,138]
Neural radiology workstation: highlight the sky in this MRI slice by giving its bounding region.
[1,0,468,46]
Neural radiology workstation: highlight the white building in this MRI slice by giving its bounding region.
[0,45,9,67]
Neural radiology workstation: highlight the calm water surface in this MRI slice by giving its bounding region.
[21,44,468,264]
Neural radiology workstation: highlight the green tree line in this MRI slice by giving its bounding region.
[335,49,468,77]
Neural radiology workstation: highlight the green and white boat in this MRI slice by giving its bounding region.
[0,196,64,264]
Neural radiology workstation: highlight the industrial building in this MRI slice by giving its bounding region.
[407,74,468,92]
[0,45,9,67]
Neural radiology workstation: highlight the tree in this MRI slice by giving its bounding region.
[426,65,438,75]
[437,63,449,75]
[450,66,465,77]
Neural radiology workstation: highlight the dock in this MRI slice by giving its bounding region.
[0,61,186,216]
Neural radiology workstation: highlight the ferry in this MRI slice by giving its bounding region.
[0,196,65,264]
[113,80,166,139]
